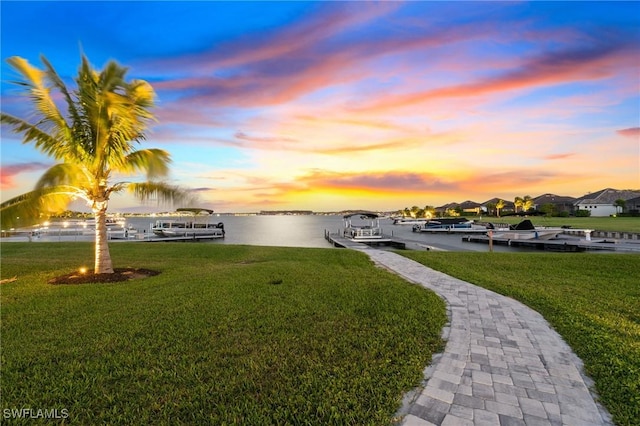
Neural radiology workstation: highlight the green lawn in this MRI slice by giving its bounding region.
[1,243,446,425]
[399,251,640,426]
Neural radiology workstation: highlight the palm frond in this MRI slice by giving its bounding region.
[0,187,81,229]
[0,113,65,158]
[40,56,78,121]
[35,163,91,192]
[118,149,171,178]
[127,182,194,206]
[5,57,70,140]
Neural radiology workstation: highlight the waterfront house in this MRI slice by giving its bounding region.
[458,200,483,215]
[574,188,640,217]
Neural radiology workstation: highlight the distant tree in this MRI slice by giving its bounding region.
[410,205,420,218]
[539,203,555,216]
[486,202,496,216]
[423,205,435,218]
[495,199,505,217]
[614,199,626,214]
[514,195,533,214]
[403,207,411,217]
[0,55,190,274]
[575,209,591,217]
[514,196,524,213]
[445,207,460,217]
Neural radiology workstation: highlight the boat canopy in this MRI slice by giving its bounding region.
[510,219,536,230]
[176,208,214,215]
[343,211,379,219]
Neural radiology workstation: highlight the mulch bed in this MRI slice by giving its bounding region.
[48,268,160,285]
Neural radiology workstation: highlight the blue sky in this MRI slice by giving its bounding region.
[1,1,639,213]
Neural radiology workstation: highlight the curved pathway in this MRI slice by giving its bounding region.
[360,249,613,426]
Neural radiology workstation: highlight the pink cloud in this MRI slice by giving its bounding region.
[147,6,504,111]
[234,131,298,144]
[149,3,401,74]
[0,162,49,189]
[297,170,460,193]
[543,153,577,160]
[616,127,640,138]
[358,38,638,112]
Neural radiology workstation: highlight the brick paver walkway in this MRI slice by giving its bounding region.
[360,249,613,426]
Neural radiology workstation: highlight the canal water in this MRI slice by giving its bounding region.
[121,215,527,252]
[3,215,536,252]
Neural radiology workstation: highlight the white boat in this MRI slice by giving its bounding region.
[28,216,129,237]
[107,226,138,240]
[392,217,427,225]
[343,211,389,242]
[488,219,562,240]
[412,217,482,232]
[151,208,225,239]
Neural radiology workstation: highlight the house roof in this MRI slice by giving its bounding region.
[574,188,640,205]
[435,202,459,210]
[459,200,482,209]
[435,189,639,211]
[533,193,576,204]
[481,198,515,208]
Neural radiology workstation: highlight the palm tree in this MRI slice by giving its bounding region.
[514,196,524,214]
[495,199,505,217]
[423,205,435,219]
[1,55,189,274]
[522,195,534,213]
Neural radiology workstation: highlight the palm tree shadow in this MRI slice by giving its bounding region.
[48,268,160,285]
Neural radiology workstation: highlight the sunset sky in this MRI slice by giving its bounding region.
[1,1,639,213]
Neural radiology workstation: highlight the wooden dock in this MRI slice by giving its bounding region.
[324,231,406,249]
[462,235,640,252]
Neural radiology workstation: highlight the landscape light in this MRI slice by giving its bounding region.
[78,267,88,274]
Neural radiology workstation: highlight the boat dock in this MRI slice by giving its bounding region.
[462,234,640,252]
[324,230,407,249]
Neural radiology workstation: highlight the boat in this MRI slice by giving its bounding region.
[106,225,138,240]
[488,219,562,240]
[343,211,389,242]
[412,217,483,232]
[392,217,427,225]
[150,208,225,239]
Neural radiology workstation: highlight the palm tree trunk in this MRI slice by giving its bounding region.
[94,206,114,274]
